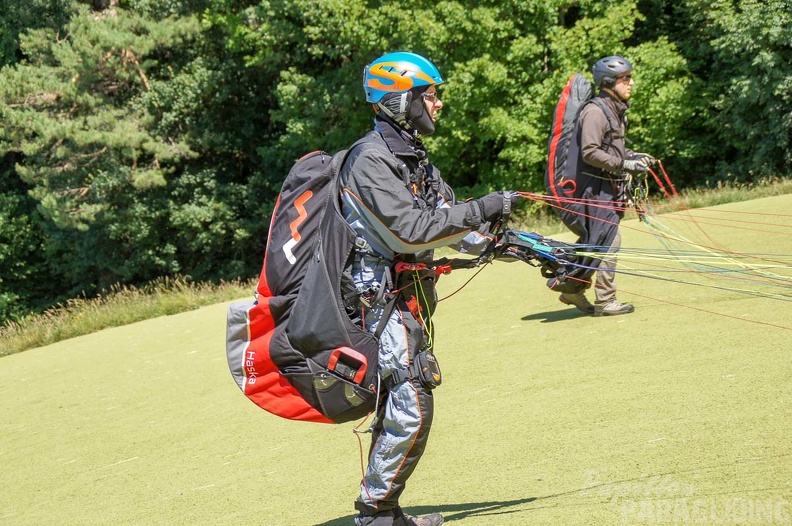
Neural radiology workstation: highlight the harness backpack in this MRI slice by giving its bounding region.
[225,140,385,424]
[543,73,622,294]
[545,73,594,210]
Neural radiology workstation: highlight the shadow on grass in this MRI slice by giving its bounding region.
[315,497,538,525]
[316,441,792,525]
[521,308,590,323]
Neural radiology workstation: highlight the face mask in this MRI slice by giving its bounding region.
[406,90,435,136]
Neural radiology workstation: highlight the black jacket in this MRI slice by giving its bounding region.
[340,116,485,262]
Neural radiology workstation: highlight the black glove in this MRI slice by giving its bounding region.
[621,159,649,175]
[476,191,519,223]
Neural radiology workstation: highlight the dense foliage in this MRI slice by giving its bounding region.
[1,0,790,323]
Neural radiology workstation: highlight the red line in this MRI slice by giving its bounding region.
[520,191,792,272]
[685,208,792,218]
[511,192,792,331]
[648,168,671,198]
[658,160,679,197]
[665,212,792,230]
[620,288,792,331]
[659,215,792,236]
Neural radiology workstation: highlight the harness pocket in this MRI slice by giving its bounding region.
[307,357,376,422]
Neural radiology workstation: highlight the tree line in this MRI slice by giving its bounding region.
[0,0,790,324]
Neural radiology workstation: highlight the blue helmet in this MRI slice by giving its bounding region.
[363,52,444,103]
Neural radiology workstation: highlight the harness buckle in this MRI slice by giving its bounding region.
[358,283,381,308]
[434,265,453,276]
[354,236,370,251]
[386,350,442,390]
[394,261,428,273]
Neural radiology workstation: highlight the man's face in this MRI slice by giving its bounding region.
[613,73,634,100]
[422,86,443,122]
[407,85,443,136]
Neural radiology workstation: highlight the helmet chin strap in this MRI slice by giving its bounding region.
[375,109,415,138]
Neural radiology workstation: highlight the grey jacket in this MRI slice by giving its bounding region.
[340,117,489,261]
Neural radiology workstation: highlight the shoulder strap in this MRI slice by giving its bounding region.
[339,133,390,181]
[342,132,415,197]
[373,288,398,340]
[590,98,622,153]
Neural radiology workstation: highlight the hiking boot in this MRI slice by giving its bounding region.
[559,292,595,314]
[594,301,635,317]
[393,509,444,526]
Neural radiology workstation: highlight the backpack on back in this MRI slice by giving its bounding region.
[225,141,383,424]
[543,73,621,294]
[544,73,594,239]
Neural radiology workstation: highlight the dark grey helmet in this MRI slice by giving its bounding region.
[592,55,633,89]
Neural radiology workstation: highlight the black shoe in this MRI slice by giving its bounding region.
[559,292,595,314]
[393,507,443,526]
[354,510,395,526]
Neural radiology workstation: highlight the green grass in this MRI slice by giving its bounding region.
[1,194,790,525]
[0,277,256,358]
[645,176,792,215]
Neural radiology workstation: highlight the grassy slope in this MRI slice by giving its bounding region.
[1,196,790,525]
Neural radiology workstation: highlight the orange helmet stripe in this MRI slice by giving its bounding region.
[366,61,435,93]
